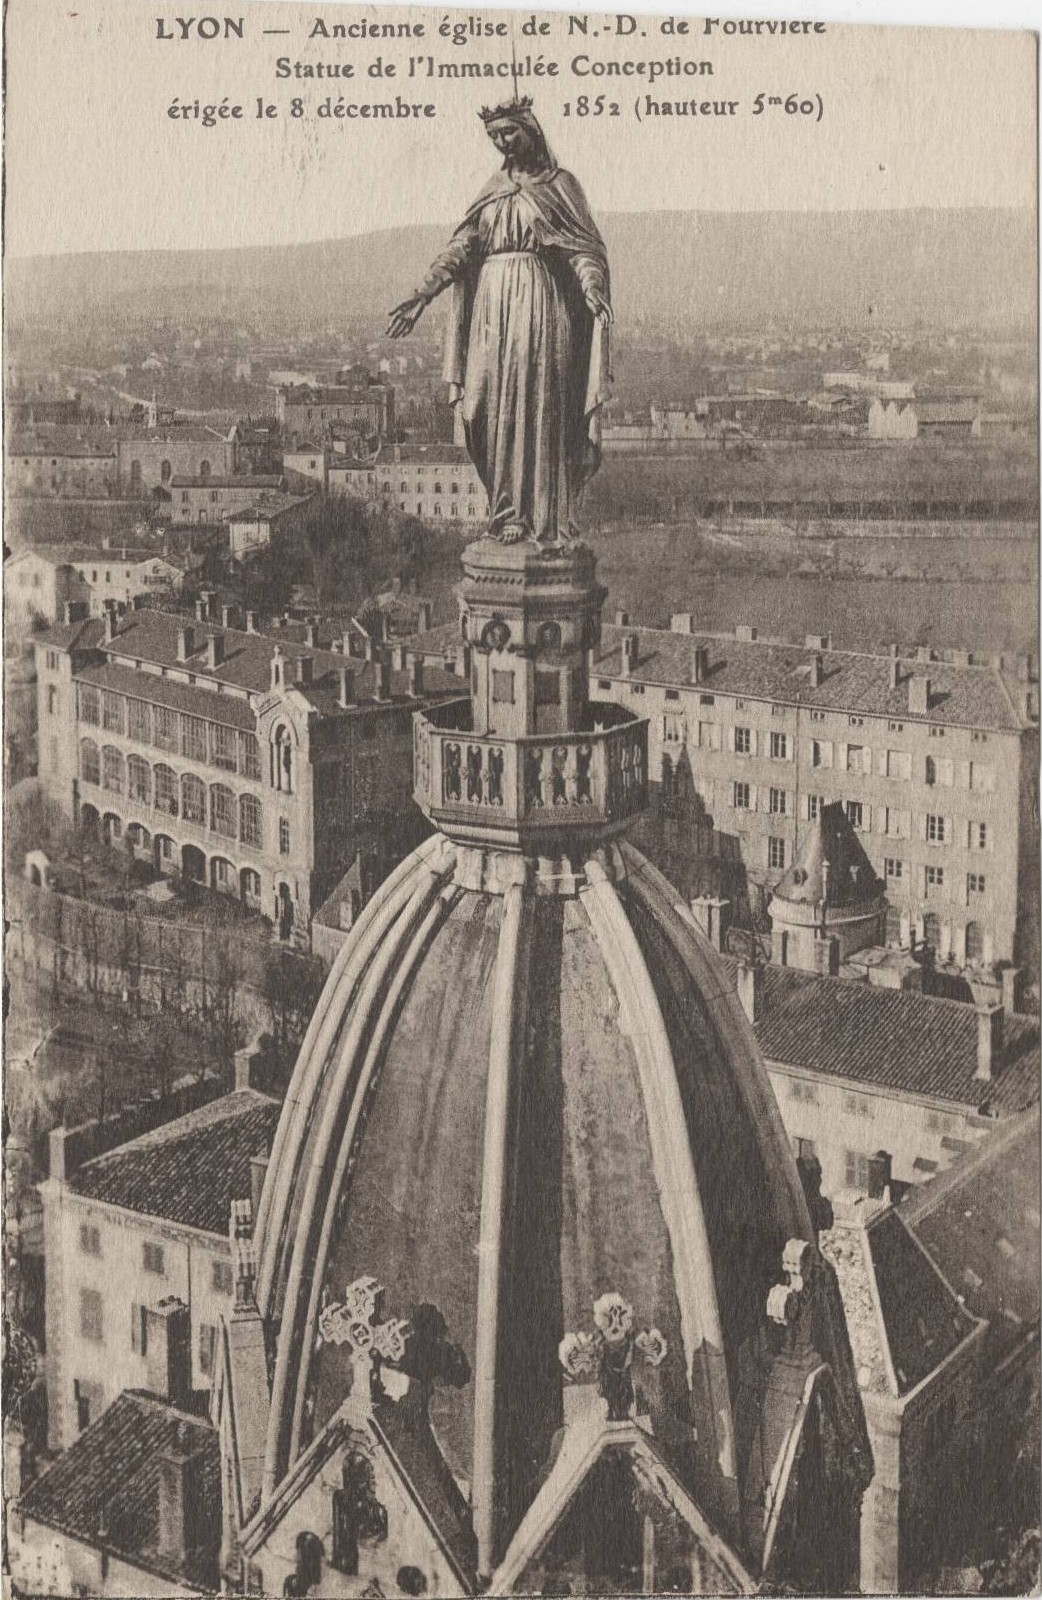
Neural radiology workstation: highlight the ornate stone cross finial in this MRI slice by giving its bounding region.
[558,1292,667,1421]
[319,1278,470,1417]
[319,1276,411,1399]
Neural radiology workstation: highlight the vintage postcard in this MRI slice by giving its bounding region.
[2,3,1038,1596]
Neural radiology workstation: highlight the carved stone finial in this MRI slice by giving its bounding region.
[319,1278,469,1417]
[766,1238,820,1355]
[559,1292,667,1422]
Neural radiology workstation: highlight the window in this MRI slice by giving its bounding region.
[212,1259,234,1295]
[240,734,261,782]
[846,744,867,776]
[182,773,206,824]
[154,764,178,815]
[735,700,746,711]
[629,682,645,696]
[968,821,987,850]
[769,787,787,815]
[698,721,720,752]
[967,873,986,896]
[143,1242,165,1275]
[844,1150,872,1191]
[846,800,864,830]
[127,755,151,804]
[210,784,236,838]
[272,726,293,793]
[101,746,125,795]
[809,709,826,723]
[46,649,59,672]
[665,689,680,702]
[848,715,864,728]
[80,738,101,786]
[769,731,789,760]
[154,705,179,752]
[924,864,945,894]
[79,1223,101,1256]
[734,727,752,755]
[102,692,125,734]
[792,1135,818,1161]
[768,837,786,870]
[811,739,832,769]
[928,725,945,738]
[699,694,715,706]
[885,858,904,882]
[79,684,101,726]
[198,1323,217,1376]
[74,1378,102,1432]
[733,781,751,810]
[597,679,611,691]
[279,817,291,855]
[807,794,825,821]
[492,670,515,704]
[128,698,151,742]
[210,723,238,772]
[926,755,953,786]
[971,731,988,744]
[926,814,947,844]
[663,713,684,744]
[182,715,207,762]
[887,720,904,733]
[886,749,911,780]
[130,1304,148,1355]
[80,1287,104,1342]
[789,1080,819,1105]
[240,793,262,848]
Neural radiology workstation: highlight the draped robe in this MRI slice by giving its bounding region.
[416,164,611,544]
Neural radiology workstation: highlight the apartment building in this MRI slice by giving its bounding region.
[275,373,394,444]
[589,618,1037,969]
[168,474,284,524]
[33,602,460,941]
[328,443,487,525]
[5,546,187,635]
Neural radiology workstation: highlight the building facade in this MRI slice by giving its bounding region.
[117,428,237,497]
[6,547,187,635]
[227,493,315,558]
[328,444,487,525]
[7,437,117,498]
[34,604,460,940]
[276,375,394,446]
[168,475,284,525]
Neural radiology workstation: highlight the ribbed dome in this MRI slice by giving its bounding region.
[253,831,857,1578]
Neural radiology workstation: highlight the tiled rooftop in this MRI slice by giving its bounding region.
[719,955,1040,1115]
[592,623,1032,732]
[18,1391,220,1589]
[68,1089,281,1235]
[169,475,282,490]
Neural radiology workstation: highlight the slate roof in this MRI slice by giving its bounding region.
[719,955,1040,1114]
[900,1105,1040,1357]
[76,661,258,729]
[169,475,282,490]
[592,623,1031,732]
[34,617,106,653]
[68,1089,281,1235]
[18,1391,220,1590]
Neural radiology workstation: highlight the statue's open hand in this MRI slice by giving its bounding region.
[387,294,428,338]
[585,291,614,326]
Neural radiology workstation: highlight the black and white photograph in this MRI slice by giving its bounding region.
[1,4,1038,1595]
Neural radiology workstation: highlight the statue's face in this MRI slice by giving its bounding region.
[487,119,529,164]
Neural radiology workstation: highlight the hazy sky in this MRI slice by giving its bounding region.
[5,0,1036,257]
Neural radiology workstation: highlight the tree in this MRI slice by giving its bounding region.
[263,949,327,1069]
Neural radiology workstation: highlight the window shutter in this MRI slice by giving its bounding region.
[837,742,847,772]
[727,725,736,753]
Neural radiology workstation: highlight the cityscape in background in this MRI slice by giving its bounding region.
[3,203,1039,1597]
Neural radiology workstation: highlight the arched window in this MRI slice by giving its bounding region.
[199,459,212,480]
[925,755,937,786]
[154,765,178,815]
[210,783,236,838]
[240,793,262,849]
[160,459,172,484]
[211,856,235,895]
[127,754,151,804]
[80,738,100,786]
[101,746,125,795]
[240,867,262,905]
[272,725,293,794]
[181,772,206,824]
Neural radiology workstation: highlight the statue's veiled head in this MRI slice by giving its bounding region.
[480,96,553,172]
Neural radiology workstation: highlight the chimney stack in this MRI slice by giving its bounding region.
[736,960,764,1026]
[375,654,392,701]
[691,644,709,686]
[144,1297,191,1406]
[809,653,823,689]
[364,634,375,663]
[621,632,639,677]
[245,610,258,634]
[908,676,930,716]
[736,624,758,642]
[866,1150,892,1201]
[614,608,629,627]
[177,626,195,662]
[409,657,425,698]
[103,608,117,643]
[194,598,207,623]
[296,655,313,687]
[392,643,406,671]
[337,666,355,707]
[975,1000,1004,1081]
[305,621,318,648]
[916,644,932,664]
[206,633,225,670]
[671,613,694,635]
[417,600,433,633]
[270,647,284,692]
[249,1151,269,1224]
[889,656,900,691]
[157,1421,207,1571]
[221,604,236,629]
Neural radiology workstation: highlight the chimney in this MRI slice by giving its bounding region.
[270,646,284,692]
[103,609,117,643]
[736,624,758,642]
[908,676,930,716]
[295,655,313,687]
[459,642,473,681]
[889,656,900,691]
[805,633,831,651]
[375,654,392,701]
[671,613,694,634]
[809,653,823,688]
[736,960,764,1025]
[157,1420,207,1570]
[417,600,433,632]
[202,589,217,620]
[866,1150,892,1200]
[194,598,207,623]
[364,634,375,663]
[380,611,392,643]
[614,608,629,627]
[221,604,236,629]
[206,633,225,669]
[102,535,111,551]
[245,609,258,634]
[249,1151,269,1223]
[392,643,406,671]
[1001,966,1022,1013]
[409,657,425,698]
[305,621,318,648]
[691,644,709,685]
[342,629,356,657]
[916,644,932,664]
[337,666,355,707]
[177,626,195,662]
[233,1045,254,1091]
[621,632,639,677]
[975,1000,1004,1082]
[144,1297,191,1406]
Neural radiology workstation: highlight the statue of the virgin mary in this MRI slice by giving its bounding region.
[388,98,612,547]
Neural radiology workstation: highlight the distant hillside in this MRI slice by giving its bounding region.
[5,208,1035,331]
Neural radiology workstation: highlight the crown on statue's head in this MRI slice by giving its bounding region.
[479,95,534,123]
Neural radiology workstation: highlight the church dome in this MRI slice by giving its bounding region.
[238,542,870,1596]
